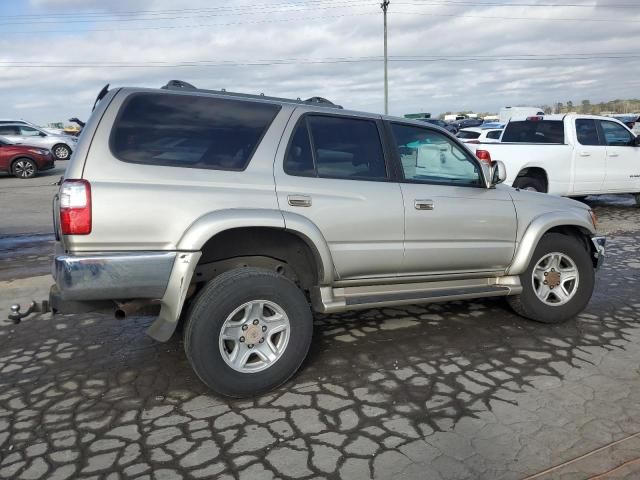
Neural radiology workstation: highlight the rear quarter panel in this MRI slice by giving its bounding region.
[66,89,292,252]
[472,143,574,195]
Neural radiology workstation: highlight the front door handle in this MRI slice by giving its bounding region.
[579,152,591,157]
[288,195,312,207]
[608,153,619,157]
[414,199,435,210]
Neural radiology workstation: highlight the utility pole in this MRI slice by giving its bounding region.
[381,0,390,115]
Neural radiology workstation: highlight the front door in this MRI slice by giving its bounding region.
[598,119,640,193]
[274,112,405,280]
[386,122,517,276]
[573,118,606,194]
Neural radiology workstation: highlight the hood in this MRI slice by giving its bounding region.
[504,185,590,212]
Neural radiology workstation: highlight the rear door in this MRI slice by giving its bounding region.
[572,118,606,194]
[274,112,405,280]
[0,125,21,143]
[598,119,640,193]
[387,121,517,276]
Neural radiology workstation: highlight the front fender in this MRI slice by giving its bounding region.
[507,210,595,276]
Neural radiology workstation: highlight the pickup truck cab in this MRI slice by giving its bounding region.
[471,114,640,203]
[49,83,606,397]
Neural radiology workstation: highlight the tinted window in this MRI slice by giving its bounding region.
[111,93,281,171]
[486,130,502,140]
[391,123,482,186]
[284,120,314,177]
[0,125,19,135]
[456,130,480,139]
[575,119,600,146]
[285,115,387,180]
[600,120,633,146]
[502,120,565,144]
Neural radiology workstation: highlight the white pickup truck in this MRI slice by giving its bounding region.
[470,114,640,203]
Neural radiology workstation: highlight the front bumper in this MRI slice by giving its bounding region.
[591,236,606,269]
[53,251,176,301]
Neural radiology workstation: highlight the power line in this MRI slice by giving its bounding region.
[393,9,640,22]
[1,53,639,68]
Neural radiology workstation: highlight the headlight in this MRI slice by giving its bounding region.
[28,148,48,155]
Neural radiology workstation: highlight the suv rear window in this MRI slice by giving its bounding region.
[456,130,480,139]
[110,93,280,171]
[501,120,565,144]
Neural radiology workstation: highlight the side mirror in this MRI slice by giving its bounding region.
[491,160,507,185]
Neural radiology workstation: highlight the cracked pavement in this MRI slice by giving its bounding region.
[1,196,640,479]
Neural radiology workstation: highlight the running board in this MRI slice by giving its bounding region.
[313,276,522,314]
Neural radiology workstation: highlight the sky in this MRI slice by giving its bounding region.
[0,0,639,125]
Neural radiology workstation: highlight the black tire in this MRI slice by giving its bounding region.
[634,193,640,206]
[513,175,546,192]
[11,158,37,179]
[507,233,594,324]
[183,267,313,397]
[571,196,588,202]
[52,144,71,160]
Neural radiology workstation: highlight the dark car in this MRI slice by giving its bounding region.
[452,118,484,129]
[418,118,458,133]
[0,137,55,178]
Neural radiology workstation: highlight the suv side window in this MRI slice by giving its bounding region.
[599,120,634,146]
[486,130,502,140]
[576,119,601,146]
[390,123,483,187]
[111,93,281,171]
[19,126,42,137]
[285,115,388,180]
[0,125,19,135]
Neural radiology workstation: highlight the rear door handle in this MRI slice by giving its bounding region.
[579,152,591,157]
[414,199,435,210]
[608,153,619,157]
[288,195,312,207]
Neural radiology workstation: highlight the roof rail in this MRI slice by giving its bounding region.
[160,80,343,109]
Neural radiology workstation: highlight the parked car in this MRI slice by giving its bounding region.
[0,137,55,178]
[0,119,67,136]
[451,117,484,129]
[469,114,640,203]
[418,118,458,133]
[481,121,505,130]
[456,127,503,143]
[48,82,605,397]
[0,123,78,160]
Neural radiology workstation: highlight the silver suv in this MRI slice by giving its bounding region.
[50,81,605,397]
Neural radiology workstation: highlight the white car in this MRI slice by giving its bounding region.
[456,127,503,144]
[0,123,77,160]
[469,114,640,203]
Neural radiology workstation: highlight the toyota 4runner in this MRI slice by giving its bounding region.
[49,81,606,397]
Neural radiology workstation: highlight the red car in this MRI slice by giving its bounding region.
[0,138,55,178]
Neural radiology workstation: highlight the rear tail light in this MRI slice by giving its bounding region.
[475,149,492,165]
[59,179,91,235]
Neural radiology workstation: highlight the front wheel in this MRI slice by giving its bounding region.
[12,158,37,178]
[507,233,595,324]
[52,144,71,160]
[183,267,313,397]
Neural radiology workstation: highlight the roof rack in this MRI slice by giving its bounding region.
[160,80,343,109]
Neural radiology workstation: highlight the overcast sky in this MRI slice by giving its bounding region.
[0,0,639,125]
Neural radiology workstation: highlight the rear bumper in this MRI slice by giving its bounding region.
[53,251,176,301]
[591,236,606,269]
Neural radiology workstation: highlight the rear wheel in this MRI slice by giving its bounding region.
[513,175,546,192]
[183,267,313,397]
[507,233,594,324]
[12,158,37,178]
[634,193,640,206]
[52,144,71,160]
